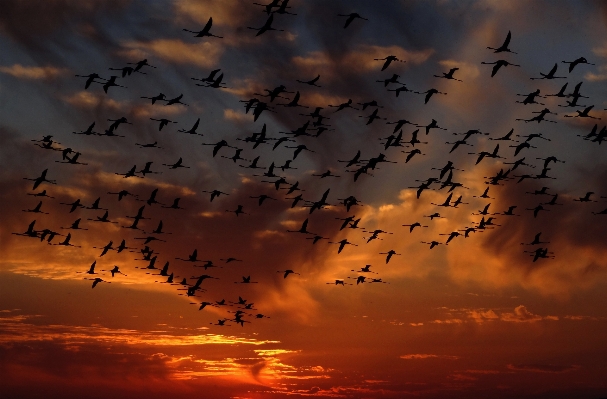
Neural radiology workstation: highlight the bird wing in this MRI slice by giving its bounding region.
[503,30,511,48]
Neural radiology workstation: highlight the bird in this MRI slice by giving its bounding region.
[326,279,350,286]
[574,192,596,202]
[77,261,98,275]
[75,73,106,89]
[564,105,601,120]
[273,0,297,15]
[24,169,57,190]
[87,277,110,289]
[197,73,226,88]
[379,250,401,264]
[102,265,126,277]
[22,201,49,214]
[163,94,188,106]
[202,189,229,202]
[97,75,126,93]
[531,63,566,80]
[277,270,300,279]
[141,93,166,104]
[12,220,39,238]
[236,276,258,284]
[486,31,517,53]
[178,118,202,135]
[253,0,281,14]
[522,232,550,246]
[562,57,595,72]
[192,69,221,85]
[352,265,375,273]
[183,17,223,38]
[421,240,442,249]
[337,12,368,28]
[374,55,405,71]
[163,157,190,169]
[434,67,463,82]
[296,74,321,87]
[248,14,283,36]
[227,205,248,217]
[54,233,80,248]
[329,239,358,254]
[481,60,520,77]
[402,222,428,233]
[287,218,315,234]
[73,122,99,135]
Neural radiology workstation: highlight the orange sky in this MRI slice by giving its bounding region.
[1,1,607,398]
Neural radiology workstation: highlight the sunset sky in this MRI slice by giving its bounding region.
[2,1,607,398]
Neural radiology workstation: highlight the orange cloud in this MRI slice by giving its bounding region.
[62,91,122,110]
[0,314,277,346]
[173,0,251,28]
[121,39,223,68]
[500,305,557,323]
[467,309,499,323]
[0,64,66,79]
[584,65,607,81]
[292,45,434,77]
[400,354,460,360]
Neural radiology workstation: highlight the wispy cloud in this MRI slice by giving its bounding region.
[507,363,581,373]
[0,314,278,347]
[400,354,460,360]
[500,305,557,323]
[121,39,224,68]
[0,64,66,79]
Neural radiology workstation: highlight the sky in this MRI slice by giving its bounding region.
[1,0,607,398]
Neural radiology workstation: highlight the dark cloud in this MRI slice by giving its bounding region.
[3,1,607,397]
[507,363,581,373]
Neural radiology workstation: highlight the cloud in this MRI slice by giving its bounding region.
[292,45,434,76]
[121,39,223,68]
[500,305,557,323]
[400,354,460,360]
[431,319,464,324]
[584,65,607,81]
[563,315,603,321]
[438,59,480,80]
[173,0,252,28]
[0,64,66,79]
[506,364,581,373]
[592,45,607,57]
[223,108,253,123]
[467,309,499,322]
[0,0,129,45]
[62,91,122,111]
[0,314,278,347]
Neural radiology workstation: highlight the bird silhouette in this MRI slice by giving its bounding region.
[531,63,566,80]
[434,67,463,82]
[329,239,358,254]
[487,31,517,54]
[337,12,368,28]
[87,277,110,289]
[178,118,202,135]
[24,169,57,190]
[287,218,315,234]
[183,17,223,38]
[296,74,321,87]
[481,60,520,77]
[277,270,300,278]
[374,55,405,71]
[248,14,284,36]
[380,249,401,264]
[562,57,595,72]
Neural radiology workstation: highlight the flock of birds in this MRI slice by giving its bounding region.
[13,1,607,327]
